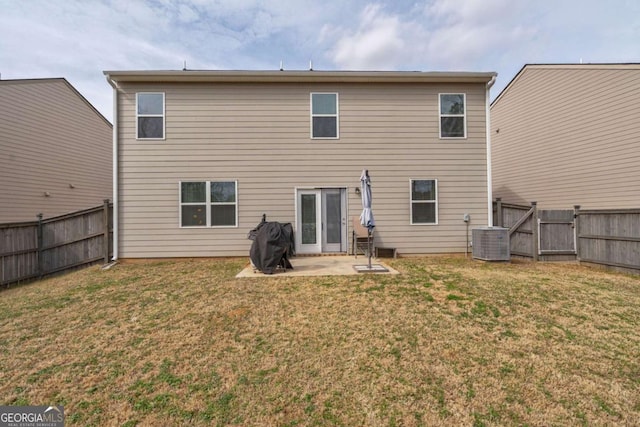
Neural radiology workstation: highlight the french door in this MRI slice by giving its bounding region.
[296,188,347,254]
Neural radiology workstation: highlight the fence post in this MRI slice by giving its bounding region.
[531,201,539,262]
[36,213,43,277]
[496,198,503,227]
[103,199,110,264]
[573,205,581,261]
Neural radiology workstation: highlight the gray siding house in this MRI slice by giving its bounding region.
[104,70,496,259]
[491,64,640,209]
[0,78,112,222]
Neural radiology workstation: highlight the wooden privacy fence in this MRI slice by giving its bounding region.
[0,200,113,287]
[494,198,640,273]
[576,208,640,273]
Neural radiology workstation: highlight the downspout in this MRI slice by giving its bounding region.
[105,74,119,260]
[485,74,497,227]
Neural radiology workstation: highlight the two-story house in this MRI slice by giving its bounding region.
[104,70,496,259]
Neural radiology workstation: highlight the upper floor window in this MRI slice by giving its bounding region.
[311,93,339,139]
[410,179,438,225]
[137,93,165,139]
[180,181,237,227]
[439,93,466,139]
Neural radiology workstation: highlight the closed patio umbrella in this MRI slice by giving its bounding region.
[360,169,375,269]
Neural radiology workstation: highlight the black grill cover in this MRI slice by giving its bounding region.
[248,220,294,274]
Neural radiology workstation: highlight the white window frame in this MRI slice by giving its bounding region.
[310,92,339,139]
[136,92,165,140]
[439,93,466,139]
[179,180,238,228]
[410,179,438,225]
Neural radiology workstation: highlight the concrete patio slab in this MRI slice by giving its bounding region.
[235,255,399,278]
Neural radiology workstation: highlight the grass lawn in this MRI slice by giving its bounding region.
[1,257,639,426]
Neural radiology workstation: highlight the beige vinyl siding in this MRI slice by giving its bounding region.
[117,82,488,257]
[0,79,112,222]
[491,65,640,209]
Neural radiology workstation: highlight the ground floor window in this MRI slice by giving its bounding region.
[180,181,237,227]
[410,179,438,224]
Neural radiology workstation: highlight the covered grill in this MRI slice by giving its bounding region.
[247,215,295,274]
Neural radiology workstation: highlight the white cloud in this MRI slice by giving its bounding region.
[326,0,539,71]
[319,0,557,102]
[178,4,200,23]
[330,5,409,70]
[426,0,515,26]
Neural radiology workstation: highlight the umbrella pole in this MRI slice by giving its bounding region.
[367,228,372,270]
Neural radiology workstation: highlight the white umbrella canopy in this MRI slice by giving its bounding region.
[359,169,375,229]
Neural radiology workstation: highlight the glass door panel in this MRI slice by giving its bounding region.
[322,190,343,252]
[301,194,318,244]
[296,190,321,254]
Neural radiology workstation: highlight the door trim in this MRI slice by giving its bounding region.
[295,187,347,254]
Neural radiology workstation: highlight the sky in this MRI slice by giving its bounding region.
[1,0,639,122]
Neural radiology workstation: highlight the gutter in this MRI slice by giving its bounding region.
[104,74,119,260]
[104,69,497,85]
[485,75,497,227]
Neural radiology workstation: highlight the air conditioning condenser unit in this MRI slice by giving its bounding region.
[472,227,510,261]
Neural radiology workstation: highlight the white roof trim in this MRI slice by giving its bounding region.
[104,70,497,85]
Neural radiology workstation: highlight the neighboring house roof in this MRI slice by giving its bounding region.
[0,77,111,126]
[104,69,496,85]
[491,63,640,107]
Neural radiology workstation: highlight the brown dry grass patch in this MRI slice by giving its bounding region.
[1,257,639,426]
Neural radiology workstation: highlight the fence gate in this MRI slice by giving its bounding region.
[538,210,577,259]
[495,199,577,261]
